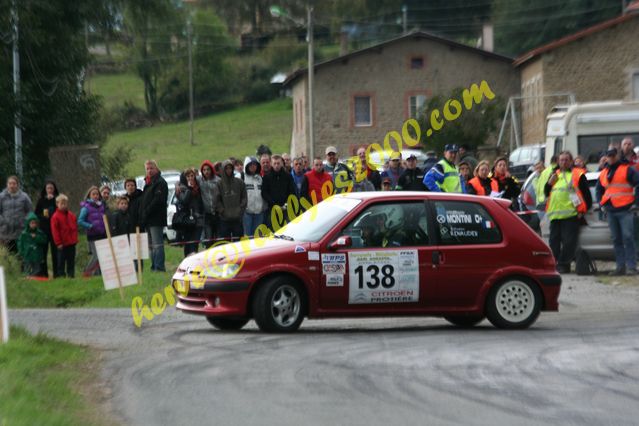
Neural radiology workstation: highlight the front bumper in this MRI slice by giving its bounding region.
[172,276,251,317]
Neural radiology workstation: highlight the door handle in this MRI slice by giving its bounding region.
[432,251,441,268]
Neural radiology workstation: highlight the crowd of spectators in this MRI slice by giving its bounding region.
[2,138,637,278]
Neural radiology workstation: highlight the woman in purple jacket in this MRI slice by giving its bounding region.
[78,185,107,276]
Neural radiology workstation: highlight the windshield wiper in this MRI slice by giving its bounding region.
[274,234,294,241]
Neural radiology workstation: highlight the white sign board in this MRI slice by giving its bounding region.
[0,267,8,343]
[348,250,419,304]
[128,232,149,259]
[95,235,138,290]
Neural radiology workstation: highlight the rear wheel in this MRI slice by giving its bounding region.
[252,276,305,332]
[486,278,541,329]
[444,315,485,328]
[206,317,249,330]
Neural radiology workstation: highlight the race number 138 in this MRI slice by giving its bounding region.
[354,264,395,289]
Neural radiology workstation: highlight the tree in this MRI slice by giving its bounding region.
[123,0,179,117]
[158,8,237,115]
[419,88,506,155]
[492,0,622,56]
[0,0,105,190]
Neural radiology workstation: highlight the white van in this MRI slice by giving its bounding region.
[545,101,639,170]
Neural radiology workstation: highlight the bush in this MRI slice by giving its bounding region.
[0,245,21,277]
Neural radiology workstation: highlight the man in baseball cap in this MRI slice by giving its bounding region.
[324,145,353,194]
[381,151,404,190]
[397,153,426,191]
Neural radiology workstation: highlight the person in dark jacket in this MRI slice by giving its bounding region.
[35,180,60,277]
[125,178,144,233]
[78,186,107,276]
[110,196,133,237]
[261,155,296,229]
[216,160,247,240]
[141,160,168,272]
[176,168,205,257]
[396,154,426,191]
[491,157,521,210]
[18,212,48,276]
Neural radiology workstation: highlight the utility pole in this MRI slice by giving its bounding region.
[187,17,195,146]
[402,4,408,33]
[11,0,22,180]
[307,3,314,160]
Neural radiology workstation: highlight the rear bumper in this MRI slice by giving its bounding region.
[537,273,562,311]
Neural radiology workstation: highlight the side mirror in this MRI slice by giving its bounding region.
[329,236,352,250]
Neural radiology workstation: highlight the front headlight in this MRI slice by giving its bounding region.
[200,263,242,280]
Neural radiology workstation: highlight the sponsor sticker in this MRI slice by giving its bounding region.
[325,274,344,287]
[308,251,320,261]
[348,250,419,304]
[295,245,306,253]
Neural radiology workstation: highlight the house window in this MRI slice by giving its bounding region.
[410,56,424,69]
[354,96,372,127]
[633,72,639,101]
[408,94,427,119]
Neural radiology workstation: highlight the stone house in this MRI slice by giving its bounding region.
[514,11,639,145]
[284,31,520,159]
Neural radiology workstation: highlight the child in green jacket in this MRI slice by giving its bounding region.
[18,212,48,276]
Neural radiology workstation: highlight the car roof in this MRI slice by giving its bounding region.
[335,191,511,207]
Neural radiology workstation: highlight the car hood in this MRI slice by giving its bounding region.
[177,237,304,271]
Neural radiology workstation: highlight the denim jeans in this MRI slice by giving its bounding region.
[147,226,166,271]
[606,208,637,271]
[243,212,264,237]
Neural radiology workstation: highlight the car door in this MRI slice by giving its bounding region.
[318,200,435,314]
[425,198,505,309]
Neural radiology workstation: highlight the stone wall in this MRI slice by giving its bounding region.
[290,35,520,159]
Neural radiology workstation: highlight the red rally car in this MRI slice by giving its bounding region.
[172,192,561,332]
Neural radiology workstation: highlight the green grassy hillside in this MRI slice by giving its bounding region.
[86,72,145,110]
[104,98,293,176]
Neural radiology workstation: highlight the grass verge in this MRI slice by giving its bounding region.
[5,237,185,309]
[0,326,113,426]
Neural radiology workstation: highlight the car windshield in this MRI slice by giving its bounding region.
[273,196,362,242]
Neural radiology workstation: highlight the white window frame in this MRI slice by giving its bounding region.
[408,94,427,119]
[353,95,373,127]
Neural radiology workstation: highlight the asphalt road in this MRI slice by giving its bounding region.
[10,274,639,426]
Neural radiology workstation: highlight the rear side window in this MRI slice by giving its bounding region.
[432,200,502,245]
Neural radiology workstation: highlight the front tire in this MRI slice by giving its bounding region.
[486,278,541,329]
[252,277,305,332]
[206,317,249,330]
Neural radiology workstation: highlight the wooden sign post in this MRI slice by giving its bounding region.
[0,267,9,343]
[135,226,143,285]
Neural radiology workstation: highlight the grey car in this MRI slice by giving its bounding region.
[518,171,639,274]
